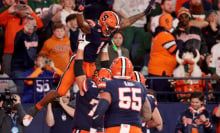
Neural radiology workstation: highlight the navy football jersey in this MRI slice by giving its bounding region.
[147,94,158,112]
[142,94,158,133]
[73,78,103,131]
[22,69,54,103]
[78,20,109,63]
[103,79,147,128]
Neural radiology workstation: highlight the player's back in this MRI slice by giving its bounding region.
[73,78,101,131]
[80,20,109,63]
[103,79,147,128]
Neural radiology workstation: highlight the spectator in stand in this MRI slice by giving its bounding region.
[108,30,129,65]
[215,0,220,25]
[173,7,208,54]
[0,94,27,133]
[209,42,220,102]
[37,4,63,52]
[0,0,15,13]
[95,30,129,69]
[175,92,216,133]
[11,16,39,93]
[40,23,72,72]
[175,0,213,15]
[173,50,212,103]
[212,104,220,133]
[60,0,76,25]
[46,90,75,133]
[28,0,55,17]
[65,14,78,53]
[148,13,177,102]
[0,3,43,76]
[150,0,179,34]
[183,0,212,20]
[201,10,220,54]
[22,54,63,103]
[0,0,16,64]
[0,61,17,93]
[113,0,150,59]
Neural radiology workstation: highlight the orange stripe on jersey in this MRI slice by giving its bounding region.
[86,19,96,27]
[105,125,142,133]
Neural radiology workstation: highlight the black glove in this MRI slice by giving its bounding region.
[28,106,40,117]
[144,0,155,15]
[75,0,85,12]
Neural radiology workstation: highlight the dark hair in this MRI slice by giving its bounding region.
[161,0,171,5]
[113,30,124,38]
[53,23,65,30]
[190,92,205,101]
[66,14,77,23]
[35,53,47,59]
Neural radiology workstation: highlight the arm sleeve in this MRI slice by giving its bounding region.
[30,12,43,29]
[24,68,43,85]
[92,99,110,129]
[0,10,10,26]
[15,103,26,123]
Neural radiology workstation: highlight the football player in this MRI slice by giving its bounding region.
[72,44,111,133]
[25,0,155,124]
[131,71,163,133]
[90,57,152,133]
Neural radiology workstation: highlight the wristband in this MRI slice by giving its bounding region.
[90,128,97,133]
[78,40,89,50]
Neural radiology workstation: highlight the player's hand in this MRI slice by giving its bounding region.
[144,0,155,15]
[78,40,90,50]
[75,0,85,12]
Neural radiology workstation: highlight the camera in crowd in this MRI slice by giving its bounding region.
[45,59,52,65]
[0,89,16,113]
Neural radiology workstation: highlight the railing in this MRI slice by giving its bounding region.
[0,76,219,103]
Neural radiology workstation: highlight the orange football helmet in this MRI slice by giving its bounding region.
[99,11,120,37]
[92,68,112,84]
[110,56,133,79]
[131,71,146,85]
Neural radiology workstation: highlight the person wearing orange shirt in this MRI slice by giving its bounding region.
[40,23,71,72]
[0,3,43,76]
[148,13,177,102]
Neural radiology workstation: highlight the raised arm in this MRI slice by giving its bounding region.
[119,0,155,30]
[75,0,91,34]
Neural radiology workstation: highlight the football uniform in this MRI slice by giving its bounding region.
[22,69,54,103]
[102,79,147,133]
[72,78,103,133]
[142,94,158,133]
[56,20,109,96]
